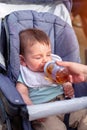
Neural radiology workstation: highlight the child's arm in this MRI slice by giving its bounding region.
[63,82,75,98]
[16,82,33,105]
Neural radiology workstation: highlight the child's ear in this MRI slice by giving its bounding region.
[20,55,26,66]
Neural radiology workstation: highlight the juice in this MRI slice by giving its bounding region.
[44,61,69,84]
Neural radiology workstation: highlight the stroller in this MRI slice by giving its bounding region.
[0,0,87,130]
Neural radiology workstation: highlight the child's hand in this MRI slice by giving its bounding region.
[63,82,74,98]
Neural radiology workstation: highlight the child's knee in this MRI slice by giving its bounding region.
[78,115,87,130]
[69,109,87,129]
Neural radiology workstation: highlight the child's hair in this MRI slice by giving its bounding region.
[19,28,51,55]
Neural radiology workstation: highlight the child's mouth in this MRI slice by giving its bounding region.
[40,66,44,71]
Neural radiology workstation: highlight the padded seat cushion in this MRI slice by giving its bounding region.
[5,10,80,81]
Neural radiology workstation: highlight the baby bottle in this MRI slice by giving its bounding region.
[44,61,69,84]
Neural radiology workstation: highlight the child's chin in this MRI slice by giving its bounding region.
[39,69,44,72]
[35,69,44,72]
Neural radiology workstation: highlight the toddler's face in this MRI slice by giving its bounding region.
[21,42,52,72]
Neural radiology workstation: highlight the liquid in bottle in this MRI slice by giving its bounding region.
[44,61,69,84]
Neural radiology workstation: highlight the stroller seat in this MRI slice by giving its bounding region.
[0,1,87,130]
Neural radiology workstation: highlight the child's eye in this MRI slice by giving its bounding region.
[35,57,41,59]
[47,54,51,57]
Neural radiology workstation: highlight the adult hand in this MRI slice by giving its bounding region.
[56,61,87,83]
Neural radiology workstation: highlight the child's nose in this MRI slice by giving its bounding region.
[43,57,48,63]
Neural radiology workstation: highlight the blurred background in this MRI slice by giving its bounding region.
[0,0,87,64]
[71,0,87,64]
